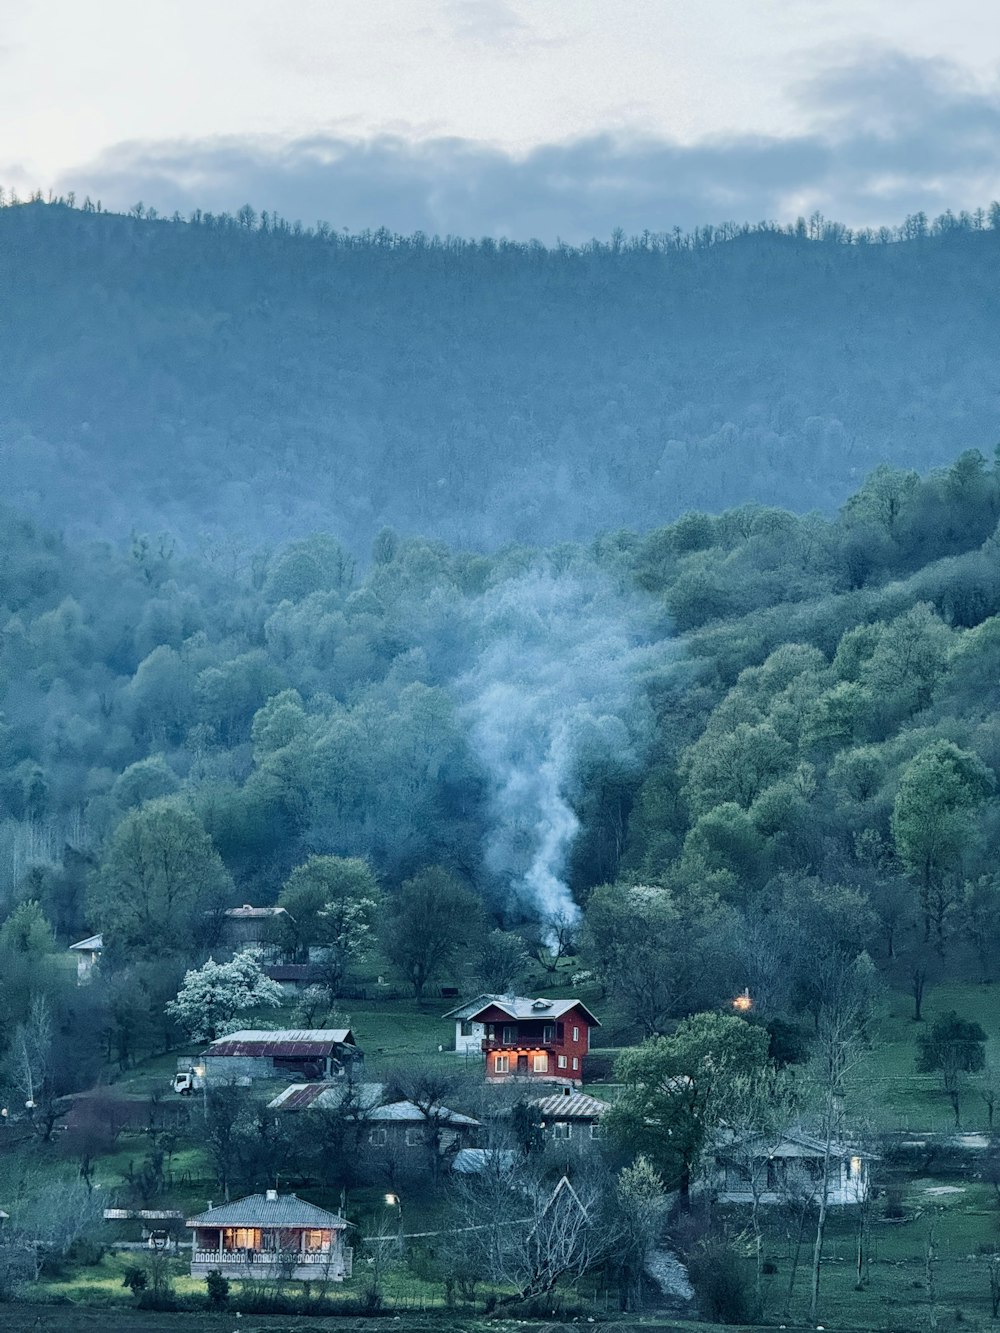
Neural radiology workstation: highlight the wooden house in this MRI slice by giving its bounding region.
[445,996,600,1086]
[528,1089,609,1149]
[187,1191,352,1280]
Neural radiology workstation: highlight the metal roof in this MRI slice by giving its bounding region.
[224,905,286,919]
[69,933,103,952]
[453,996,601,1025]
[442,992,506,1020]
[368,1100,480,1127]
[452,1148,516,1174]
[529,1093,610,1120]
[268,1082,386,1112]
[206,1029,355,1058]
[187,1192,348,1230]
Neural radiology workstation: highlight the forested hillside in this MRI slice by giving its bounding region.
[2,196,1000,549]
[3,453,1000,1006]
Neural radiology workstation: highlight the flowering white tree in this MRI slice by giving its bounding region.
[165,948,283,1042]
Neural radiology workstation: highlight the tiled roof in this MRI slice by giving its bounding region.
[452,995,601,1025]
[529,1093,610,1120]
[206,1029,354,1058]
[268,1082,386,1111]
[186,1193,348,1229]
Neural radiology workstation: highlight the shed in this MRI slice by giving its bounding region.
[204,1029,362,1083]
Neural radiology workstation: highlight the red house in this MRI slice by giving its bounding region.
[454,996,600,1086]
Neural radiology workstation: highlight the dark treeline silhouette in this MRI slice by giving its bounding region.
[2,195,1000,550]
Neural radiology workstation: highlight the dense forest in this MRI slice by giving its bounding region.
[2,195,1000,550]
[4,451,1000,1081]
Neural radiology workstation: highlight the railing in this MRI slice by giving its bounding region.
[193,1249,347,1269]
[481,1036,565,1052]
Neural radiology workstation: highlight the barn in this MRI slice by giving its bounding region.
[203,1029,362,1083]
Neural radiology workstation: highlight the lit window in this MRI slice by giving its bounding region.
[405,1127,423,1147]
[557,1055,568,1069]
[495,1055,510,1074]
[572,1057,579,1070]
[369,1127,387,1146]
[572,1026,579,1042]
[533,1053,548,1073]
[552,1122,571,1140]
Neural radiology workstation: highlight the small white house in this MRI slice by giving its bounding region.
[711,1131,876,1206]
[443,993,502,1055]
[69,933,103,984]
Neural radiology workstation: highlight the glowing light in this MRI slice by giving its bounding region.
[731,989,753,1013]
[384,1193,398,1206]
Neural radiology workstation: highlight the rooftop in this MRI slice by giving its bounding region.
[368,1100,480,1127]
[187,1192,348,1230]
[268,1082,386,1112]
[69,933,103,952]
[529,1092,610,1120]
[446,995,600,1025]
[206,1029,355,1058]
[224,904,287,919]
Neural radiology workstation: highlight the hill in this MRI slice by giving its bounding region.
[2,199,1000,550]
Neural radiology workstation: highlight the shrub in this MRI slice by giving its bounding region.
[205,1268,230,1307]
[687,1236,761,1325]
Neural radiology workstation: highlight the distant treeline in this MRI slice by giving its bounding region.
[2,197,1000,551]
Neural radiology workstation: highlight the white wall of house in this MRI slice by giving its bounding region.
[454,1018,486,1055]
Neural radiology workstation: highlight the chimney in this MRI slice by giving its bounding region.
[266,1189,278,1202]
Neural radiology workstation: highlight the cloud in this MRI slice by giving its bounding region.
[56,49,1000,242]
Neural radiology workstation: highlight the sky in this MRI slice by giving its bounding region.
[3,0,1000,241]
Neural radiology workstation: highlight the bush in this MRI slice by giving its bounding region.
[687,1236,761,1325]
[122,1266,147,1295]
[205,1268,229,1307]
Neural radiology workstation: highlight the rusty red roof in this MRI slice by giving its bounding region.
[206,1029,354,1059]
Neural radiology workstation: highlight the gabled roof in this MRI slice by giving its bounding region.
[529,1092,609,1120]
[187,1192,347,1229]
[206,1029,355,1058]
[369,1100,480,1127]
[69,933,103,952]
[268,1082,386,1112]
[714,1128,878,1161]
[447,995,601,1026]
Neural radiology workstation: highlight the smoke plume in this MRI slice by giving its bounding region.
[458,563,670,922]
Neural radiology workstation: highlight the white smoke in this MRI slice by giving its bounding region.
[458,564,667,922]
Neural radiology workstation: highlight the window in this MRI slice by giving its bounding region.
[552,1121,571,1140]
[542,1024,554,1042]
[502,1025,517,1044]
[494,1054,510,1074]
[304,1229,330,1253]
[533,1053,548,1073]
[572,1026,579,1042]
[572,1057,579,1070]
[589,1124,604,1140]
[556,1022,564,1041]
[557,1055,568,1069]
[369,1127,387,1146]
[459,1020,474,1037]
[405,1127,423,1147]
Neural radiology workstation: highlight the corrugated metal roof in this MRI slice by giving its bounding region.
[442,992,505,1020]
[456,996,601,1025]
[187,1193,348,1229]
[268,1082,386,1112]
[206,1029,354,1058]
[452,1149,516,1174]
[529,1093,610,1120]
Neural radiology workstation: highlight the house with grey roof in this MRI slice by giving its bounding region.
[187,1190,352,1280]
[68,933,103,984]
[527,1088,610,1150]
[444,995,601,1086]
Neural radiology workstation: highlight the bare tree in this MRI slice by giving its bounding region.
[806,951,879,1326]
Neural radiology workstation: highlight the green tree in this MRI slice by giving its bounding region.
[89,799,233,958]
[607,1012,771,1204]
[276,855,379,989]
[916,1010,987,1126]
[0,900,54,955]
[891,740,993,943]
[380,867,482,999]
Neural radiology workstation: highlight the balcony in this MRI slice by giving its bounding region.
[192,1247,352,1279]
[481,1030,565,1053]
